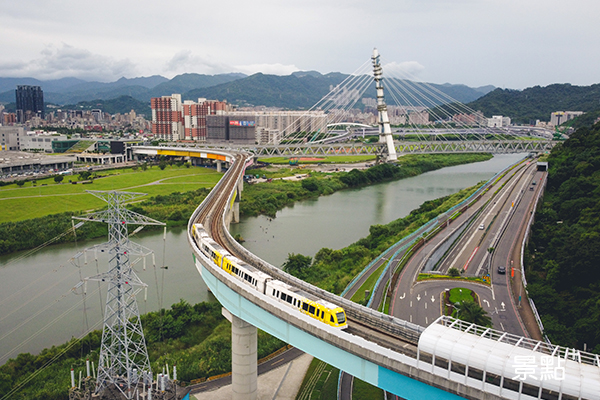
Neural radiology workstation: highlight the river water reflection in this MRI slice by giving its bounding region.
[230,154,526,267]
[0,153,525,362]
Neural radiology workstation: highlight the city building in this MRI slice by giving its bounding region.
[408,110,430,126]
[550,111,584,126]
[206,115,256,144]
[16,85,44,123]
[152,94,328,144]
[487,115,511,128]
[0,126,25,151]
[151,94,184,140]
[21,131,68,153]
[3,113,17,126]
[452,111,486,126]
[182,98,230,140]
[227,110,328,144]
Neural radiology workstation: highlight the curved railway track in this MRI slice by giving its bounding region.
[188,153,423,355]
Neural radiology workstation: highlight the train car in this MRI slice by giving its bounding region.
[222,255,271,294]
[193,223,348,330]
[266,280,348,329]
[194,224,231,268]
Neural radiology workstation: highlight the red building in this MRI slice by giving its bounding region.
[151,94,183,140]
[182,99,229,141]
[151,95,229,141]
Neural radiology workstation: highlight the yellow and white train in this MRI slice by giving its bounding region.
[193,224,348,329]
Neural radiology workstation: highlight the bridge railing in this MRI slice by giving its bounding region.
[218,212,425,344]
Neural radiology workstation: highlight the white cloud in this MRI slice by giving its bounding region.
[382,61,426,79]
[163,50,232,76]
[0,43,137,82]
[232,63,301,76]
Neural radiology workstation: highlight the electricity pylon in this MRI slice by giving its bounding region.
[73,190,165,399]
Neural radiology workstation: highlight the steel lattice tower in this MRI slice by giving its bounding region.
[74,190,165,399]
[371,48,398,162]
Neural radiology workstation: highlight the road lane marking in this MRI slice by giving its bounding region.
[463,246,479,271]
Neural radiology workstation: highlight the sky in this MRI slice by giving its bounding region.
[0,0,598,89]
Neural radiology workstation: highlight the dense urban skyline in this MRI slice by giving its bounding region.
[0,0,598,89]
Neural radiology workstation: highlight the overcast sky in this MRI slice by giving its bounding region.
[0,0,598,89]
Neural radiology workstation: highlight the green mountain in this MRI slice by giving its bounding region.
[185,72,345,108]
[467,83,600,124]
[0,74,246,105]
[526,120,600,353]
[60,96,151,117]
[0,72,493,112]
[184,72,492,109]
[147,73,246,100]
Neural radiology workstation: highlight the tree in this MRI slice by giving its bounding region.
[79,171,91,180]
[448,267,460,277]
[16,180,25,187]
[159,161,167,170]
[54,175,64,184]
[141,162,148,171]
[454,300,492,327]
[282,253,312,279]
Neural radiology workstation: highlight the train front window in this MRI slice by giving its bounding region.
[336,312,346,324]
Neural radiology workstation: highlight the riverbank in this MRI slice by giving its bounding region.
[0,153,492,257]
[240,153,493,218]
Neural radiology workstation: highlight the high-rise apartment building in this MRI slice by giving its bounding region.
[151,94,184,141]
[16,85,44,123]
[182,99,229,141]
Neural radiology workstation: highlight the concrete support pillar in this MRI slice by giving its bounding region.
[233,201,240,223]
[222,308,257,400]
[237,176,244,199]
[216,160,222,172]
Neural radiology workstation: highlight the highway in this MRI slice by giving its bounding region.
[388,157,546,337]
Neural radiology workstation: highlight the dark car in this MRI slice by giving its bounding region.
[497,265,506,274]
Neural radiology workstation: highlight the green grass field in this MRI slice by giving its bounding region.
[0,166,222,223]
[258,155,376,164]
[449,287,474,303]
[350,262,387,304]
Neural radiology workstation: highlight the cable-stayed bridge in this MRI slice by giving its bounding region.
[151,48,558,161]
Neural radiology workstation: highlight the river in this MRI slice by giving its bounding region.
[0,153,525,363]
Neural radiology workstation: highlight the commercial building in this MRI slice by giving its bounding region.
[230,110,328,143]
[0,151,74,176]
[21,132,68,152]
[550,111,584,126]
[207,115,256,144]
[0,126,25,151]
[16,85,44,123]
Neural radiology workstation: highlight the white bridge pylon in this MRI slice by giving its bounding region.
[372,48,398,162]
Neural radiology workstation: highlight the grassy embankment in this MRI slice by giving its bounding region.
[0,166,221,255]
[0,300,286,400]
[0,165,222,223]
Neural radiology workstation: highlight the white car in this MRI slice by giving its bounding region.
[479,224,485,230]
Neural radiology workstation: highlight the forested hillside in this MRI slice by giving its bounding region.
[525,121,600,353]
[467,83,600,123]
